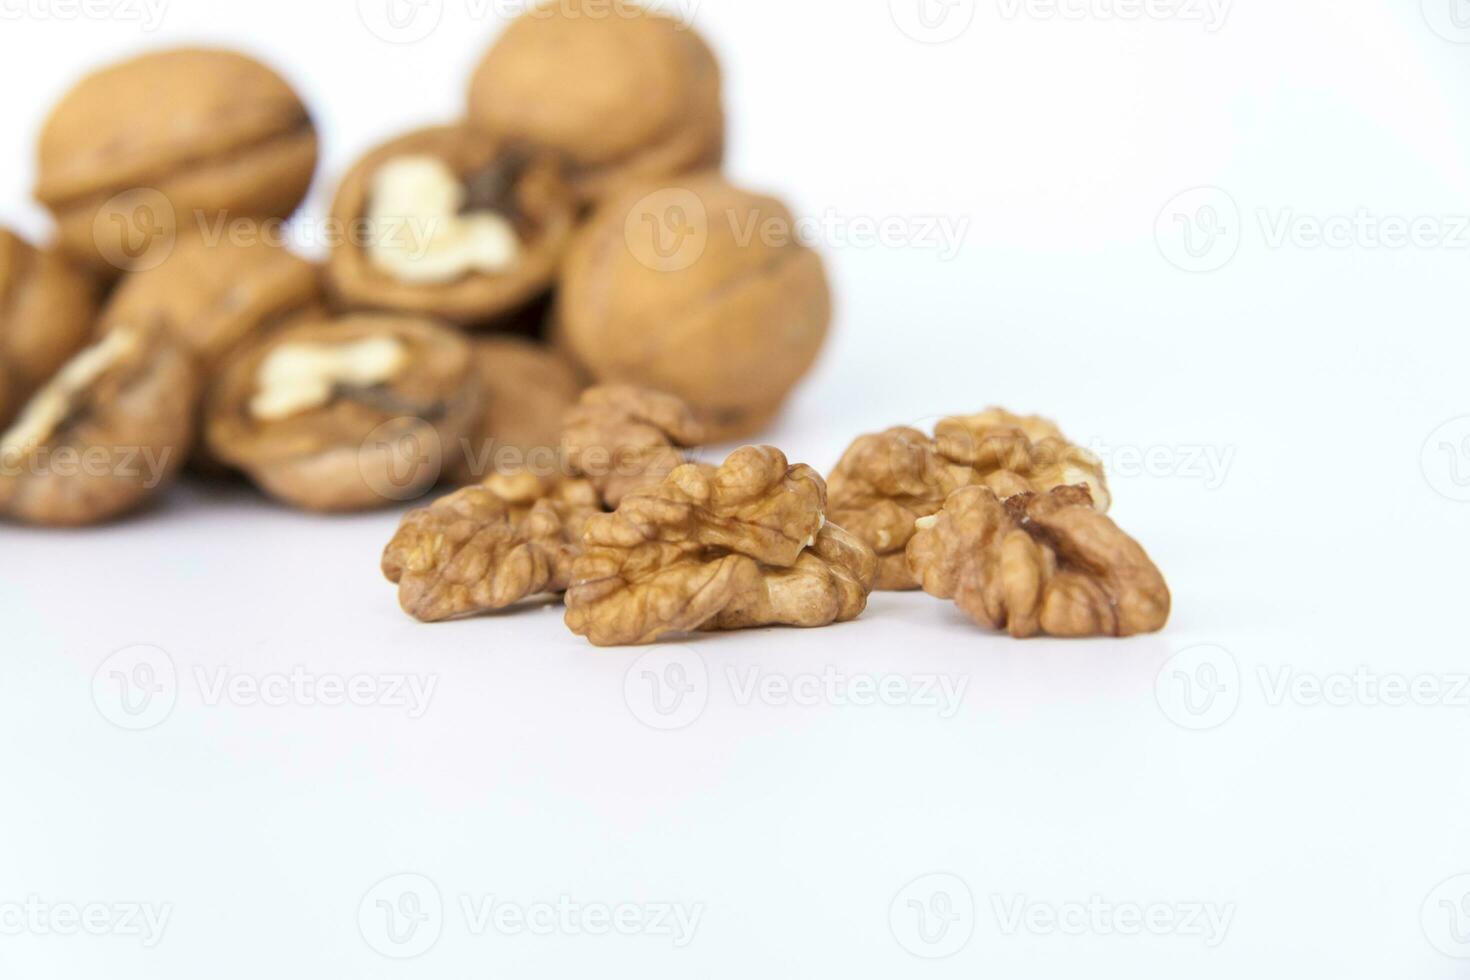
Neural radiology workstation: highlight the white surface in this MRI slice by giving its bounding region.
[3,1,1470,977]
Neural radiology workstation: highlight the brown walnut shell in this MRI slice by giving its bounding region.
[325,126,576,327]
[0,228,100,413]
[206,314,481,512]
[35,48,318,277]
[467,0,724,203]
[556,172,831,442]
[0,323,197,527]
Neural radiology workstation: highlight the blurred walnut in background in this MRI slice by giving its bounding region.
[557,173,832,442]
[34,48,317,278]
[467,0,723,204]
[326,127,576,327]
[206,315,481,512]
[0,228,99,428]
[0,323,197,527]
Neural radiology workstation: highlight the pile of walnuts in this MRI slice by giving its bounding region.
[0,0,831,525]
[383,388,1170,646]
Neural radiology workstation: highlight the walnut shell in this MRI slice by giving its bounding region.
[0,228,100,410]
[564,446,877,647]
[556,173,831,442]
[99,234,322,375]
[467,1,724,203]
[206,314,481,512]
[0,323,197,527]
[449,336,585,484]
[35,48,318,277]
[907,486,1170,638]
[325,126,576,327]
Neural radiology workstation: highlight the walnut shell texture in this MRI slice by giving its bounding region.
[35,48,317,276]
[0,228,100,406]
[467,0,724,202]
[557,173,831,442]
[325,126,575,326]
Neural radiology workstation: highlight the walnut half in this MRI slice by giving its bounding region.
[906,485,1170,639]
[383,475,600,622]
[564,446,877,647]
[561,384,705,509]
[828,409,1111,591]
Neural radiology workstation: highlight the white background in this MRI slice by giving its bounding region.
[3,0,1470,976]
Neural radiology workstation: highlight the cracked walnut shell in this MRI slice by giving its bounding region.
[906,486,1170,638]
[384,474,600,622]
[0,228,100,419]
[467,0,724,203]
[828,410,1111,591]
[35,48,317,276]
[564,446,877,647]
[561,384,704,509]
[205,314,481,512]
[0,322,197,527]
[326,126,576,327]
[556,173,831,442]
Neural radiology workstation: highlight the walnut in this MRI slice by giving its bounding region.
[556,173,831,442]
[0,228,100,419]
[35,48,317,277]
[99,235,322,375]
[466,0,724,203]
[564,446,877,647]
[561,384,704,509]
[383,475,600,622]
[205,314,481,512]
[449,337,585,484]
[325,126,575,327]
[0,322,197,527]
[828,410,1111,591]
[906,486,1170,638]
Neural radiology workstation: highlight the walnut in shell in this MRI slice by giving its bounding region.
[0,228,100,417]
[556,173,831,442]
[561,384,704,509]
[383,474,600,622]
[906,485,1170,638]
[35,48,317,277]
[325,127,575,327]
[450,336,584,484]
[0,323,197,527]
[564,446,877,647]
[828,410,1111,591]
[99,235,322,375]
[466,0,724,203]
[205,314,481,512]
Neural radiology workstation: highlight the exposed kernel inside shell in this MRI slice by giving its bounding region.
[367,155,521,284]
[1,328,139,455]
[250,336,408,422]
